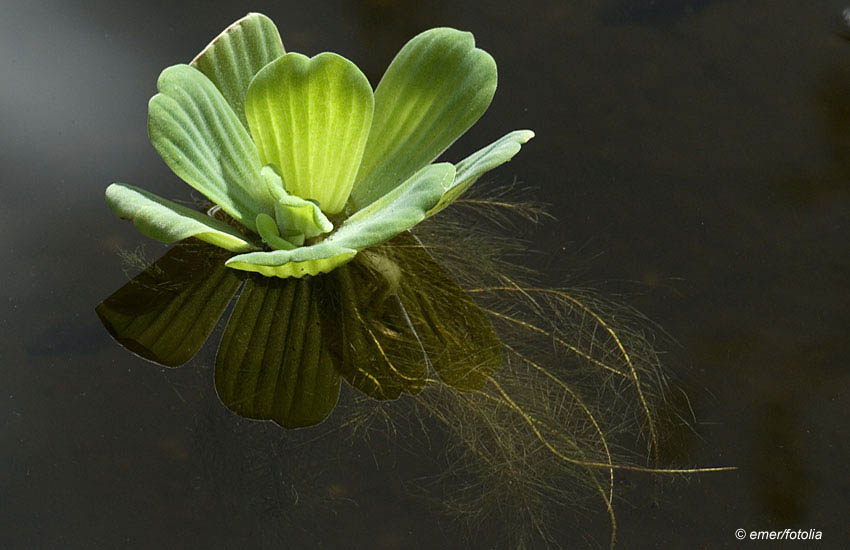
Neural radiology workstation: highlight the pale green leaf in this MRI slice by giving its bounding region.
[149,64,274,231]
[215,274,341,428]
[351,28,497,208]
[225,242,358,278]
[246,52,374,214]
[224,163,454,278]
[255,213,298,250]
[106,183,259,252]
[261,165,333,240]
[326,163,455,250]
[429,129,535,215]
[190,13,285,128]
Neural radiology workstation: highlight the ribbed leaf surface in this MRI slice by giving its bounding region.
[351,28,497,208]
[246,52,374,214]
[330,163,454,250]
[429,129,535,215]
[190,12,285,128]
[215,274,341,428]
[149,64,273,231]
[105,183,259,252]
[225,241,357,279]
[224,163,454,278]
[318,261,427,400]
[96,242,245,367]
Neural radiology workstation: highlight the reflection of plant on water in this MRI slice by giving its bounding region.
[96,13,732,548]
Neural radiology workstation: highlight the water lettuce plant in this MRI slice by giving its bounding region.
[98,14,732,548]
[106,12,533,278]
[99,13,523,428]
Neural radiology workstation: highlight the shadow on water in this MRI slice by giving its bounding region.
[97,242,245,368]
[95,198,731,548]
[96,232,501,428]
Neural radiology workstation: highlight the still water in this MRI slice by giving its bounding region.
[2,0,849,548]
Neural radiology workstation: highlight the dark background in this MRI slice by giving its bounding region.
[2,0,850,548]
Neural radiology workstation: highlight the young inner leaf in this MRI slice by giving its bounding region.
[245,53,375,215]
[256,213,299,250]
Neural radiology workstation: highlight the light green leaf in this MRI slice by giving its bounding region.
[351,28,497,209]
[190,12,285,128]
[255,213,298,250]
[215,274,341,428]
[224,163,454,278]
[149,64,273,231]
[225,241,358,278]
[327,163,455,250]
[106,183,259,252]
[429,129,535,216]
[261,165,333,241]
[246,52,374,214]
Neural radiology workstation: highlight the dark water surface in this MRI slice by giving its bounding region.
[3,0,850,548]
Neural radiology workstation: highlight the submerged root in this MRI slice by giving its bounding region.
[147,184,732,548]
[339,193,736,548]
[115,244,159,278]
[414,286,730,548]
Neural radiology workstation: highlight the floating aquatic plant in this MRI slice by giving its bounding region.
[98,13,732,548]
[106,12,532,278]
[101,11,530,425]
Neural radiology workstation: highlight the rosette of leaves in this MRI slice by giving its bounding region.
[107,12,533,278]
[99,13,532,428]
